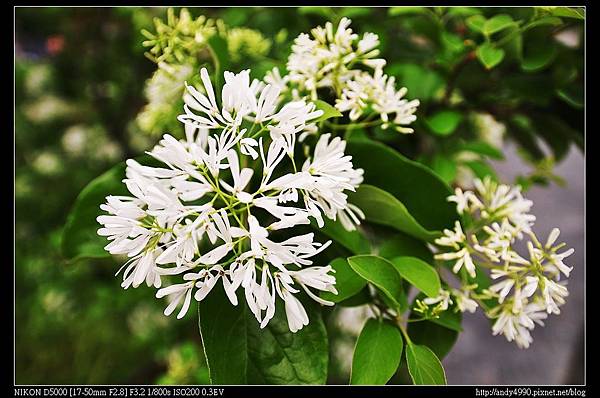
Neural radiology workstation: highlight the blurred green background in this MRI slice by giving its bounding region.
[15,7,583,384]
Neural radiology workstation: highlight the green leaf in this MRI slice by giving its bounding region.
[348,255,407,311]
[408,319,460,359]
[476,42,505,69]
[522,42,556,72]
[441,32,465,54]
[458,141,504,160]
[61,162,128,261]
[425,110,463,136]
[246,300,328,384]
[320,258,367,303]
[388,7,426,16]
[463,159,497,181]
[338,287,371,307]
[466,15,486,33]
[525,16,563,30]
[429,155,457,185]
[483,14,515,36]
[346,140,457,232]
[378,233,433,263]
[388,64,444,101]
[348,185,439,242]
[556,85,584,109]
[429,308,463,332]
[206,34,230,95]
[198,285,248,384]
[406,343,447,385]
[298,7,334,18]
[389,257,440,298]
[446,7,481,17]
[546,7,584,20]
[316,217,371,255]
[342,7,372,18]
[313,99,342,122]
[350,319,404,385]
[199,285,329,385]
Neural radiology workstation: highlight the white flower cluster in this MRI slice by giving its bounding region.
[270,18,419,133]
[98,68,365,333]
[428,177,574,348]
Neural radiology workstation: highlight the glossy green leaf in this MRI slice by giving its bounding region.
[316,217,371,255]
[206,34,230,95]
[348,185,439,242]
[546,7,584,20]
[446,7,481,17]
[320,258,367,303]
[406,343,447,385]
[426,110,463,136]
[62,162,128,261]
[198,285,248,384]
[338,287,371,307]
[429,155,457,185]
[348,255,406,311]
[476,42,505,69]
[522,42,556,72]
[346,140,457,232]
[483,14,515,36]
[466,15,486,33]
[390,257,440,298]
[378,233,432,263]
[429,308,463,332]
[313,99,342,122]
[525,16,563,30]
[199,286,329,385]
[350,319,403,385]
[246,300,328,384]
[408,319,460,359]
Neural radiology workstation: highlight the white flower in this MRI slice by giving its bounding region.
[301,133,364,230]
[435,221,466,248]
[542,228,574,277]
[541,278,568,314]
[452,288,478,313]
[288,265,337,305]
[473,176,536,234]
[434,221,476,278]
[336,69,419,133]
[219,150,254,203]
[275,274,309,333]
[287,18,385,98]
[447,187,483,215]
[99,67,362,332]
[491,300,548,349]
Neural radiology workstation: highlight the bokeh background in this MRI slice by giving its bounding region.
[14,7,584,385]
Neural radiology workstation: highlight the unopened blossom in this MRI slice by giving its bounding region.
[98,67,364,333]
[422,289,453,312]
